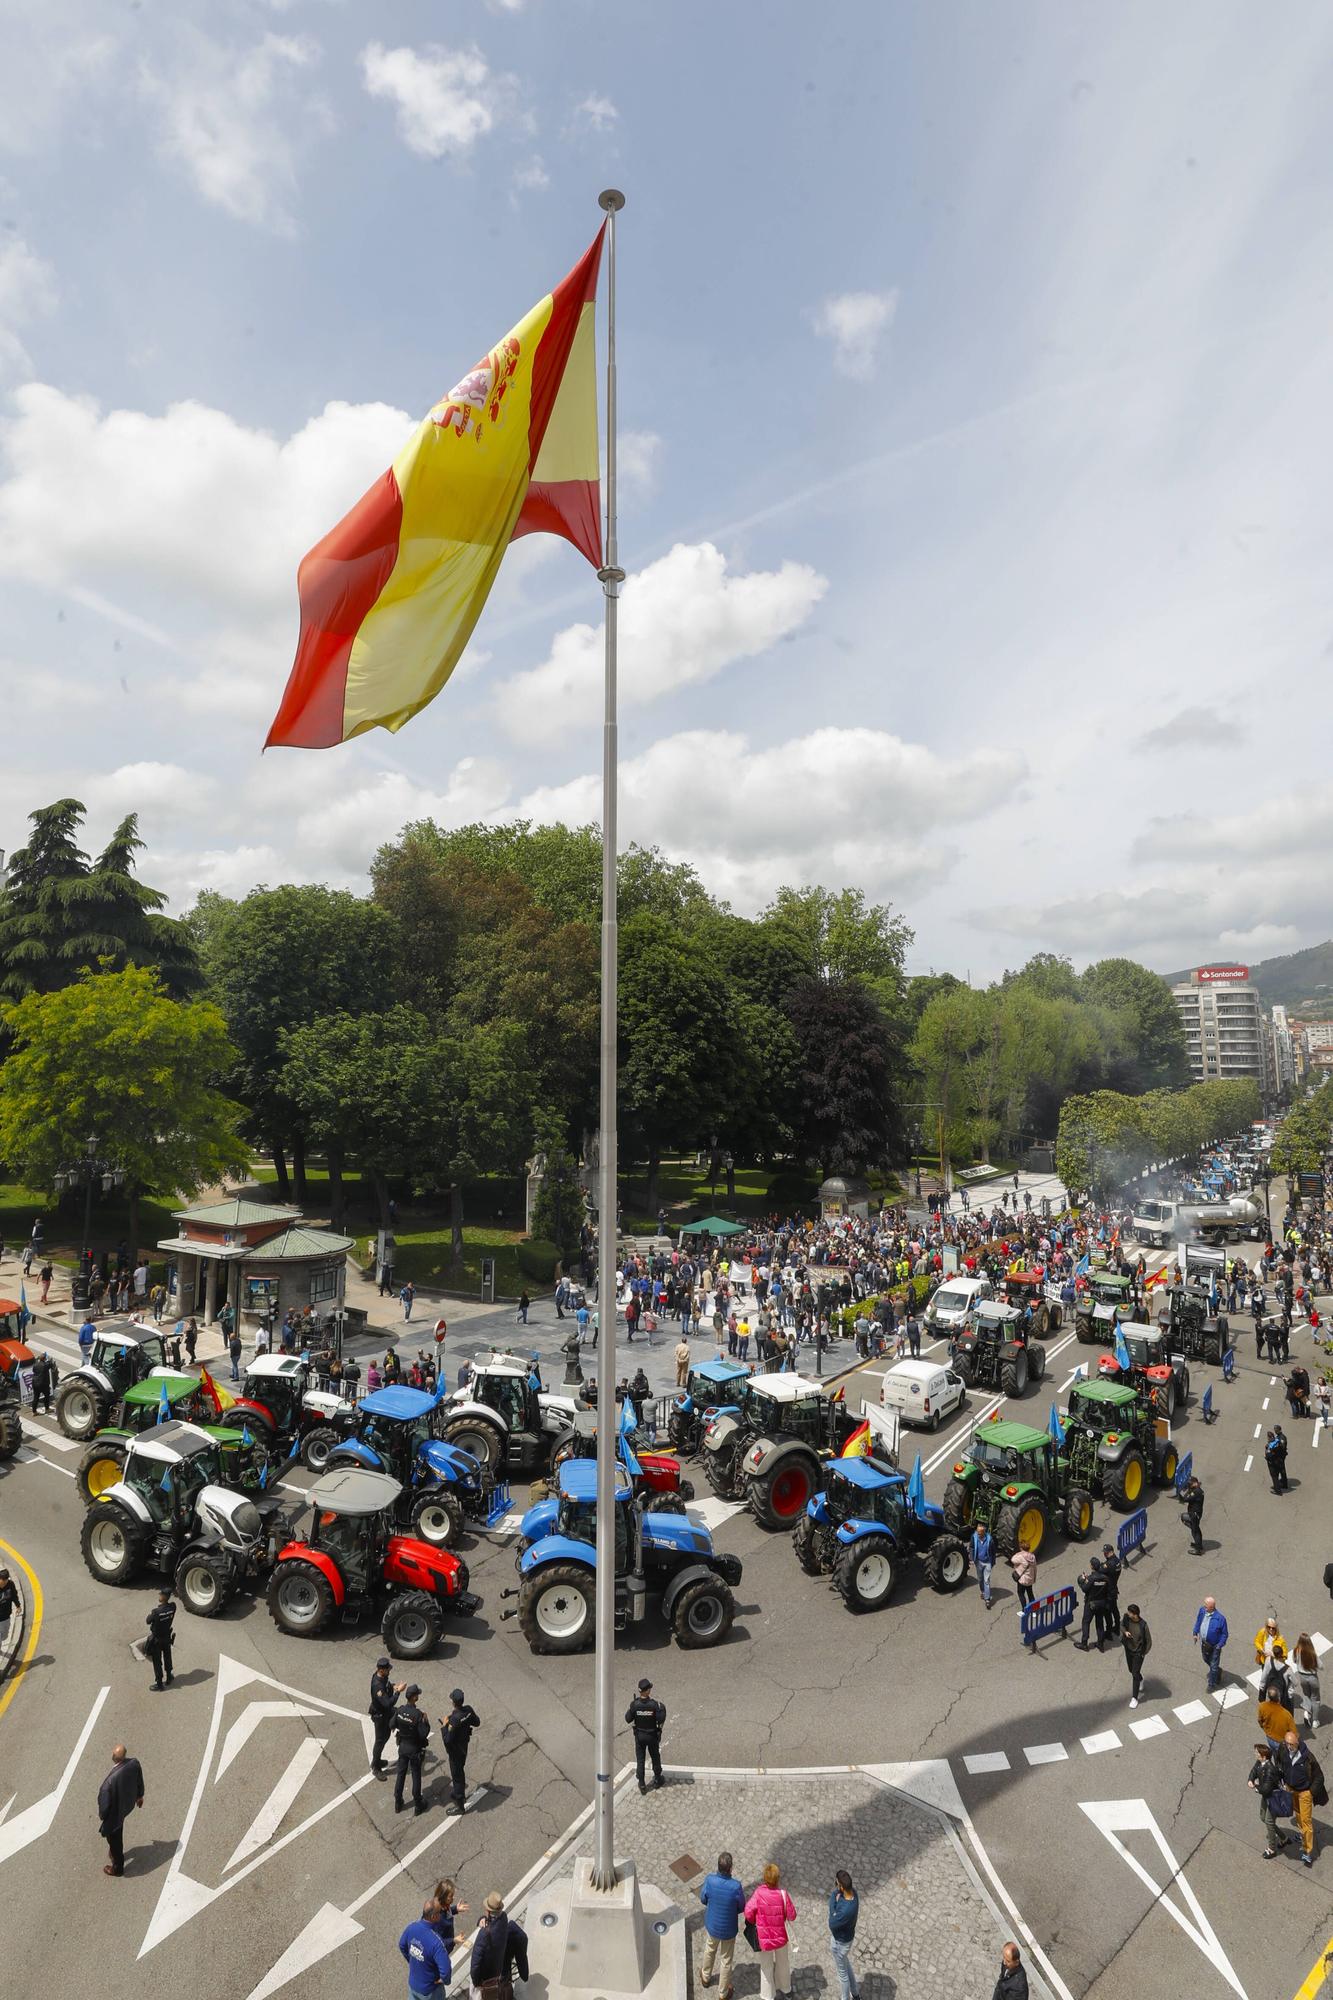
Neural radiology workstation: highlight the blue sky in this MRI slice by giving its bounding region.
[1,0,1330,978]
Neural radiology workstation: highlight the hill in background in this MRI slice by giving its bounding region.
[1161,940,1333,1016]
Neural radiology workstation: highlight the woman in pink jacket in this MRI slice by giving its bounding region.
[744,1863,795,2000]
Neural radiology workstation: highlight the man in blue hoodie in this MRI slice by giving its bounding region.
[1192,1597,1229,1692]
[399,1899,453,1997]
[699,1850,746,1997]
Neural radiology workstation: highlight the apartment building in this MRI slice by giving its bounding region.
[1171,965,1276,1097]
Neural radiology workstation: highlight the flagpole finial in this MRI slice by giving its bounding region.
[598,188,625,213]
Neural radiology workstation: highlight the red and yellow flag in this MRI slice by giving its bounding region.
[266,228,605,749]
[199,1365,236,1414]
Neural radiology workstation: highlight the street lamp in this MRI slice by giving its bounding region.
[57,1136,126,1298]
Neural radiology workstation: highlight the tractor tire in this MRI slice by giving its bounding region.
[833,1534,898,1612]
[678,1477,695,1501]
[518,1562,595,1654]
[1153,1439,1179,1488]
[1103,1446,1147,1512]
[702,1448,742,1501]
[953,1352,976,1388]
[1162,1378,1177,1421]
[999,1350,1030,1398]
[0,1405,23,1460]
[444,1418,503,1473]
[1075,1316,1097,1348]
[550,1437,579,1473]
[1028,1343,1047,1383]
[994,1495,1048,1557]
[747,1456,819,1530]
[1032,1303,1050,1338]
[56,1379,111,1442]
[300,1426,341,1474]
[1179,1367,1191,1405]
[411,1490,465,1549]
[234,1408,277,1446]
[1202,1332,1221,1365]
[76,1437,128,1504]
[672,1575,735,1649]
[175,1548,233,1618]
[666,1413,691,1452]
[941,1480,972,1535]
[266,1560,336,1639]
[80,1503,147,1587]
[792,1514,832,1576]
[643,1492,687,1515]
[1048,1303,1064,1331]
[1063,1487,1094,1541]
[922,1533,969,1592]
[382,1589,444,1660]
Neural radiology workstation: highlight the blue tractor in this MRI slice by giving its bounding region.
[502,1460,742,1654]
[666,1357,750,1454]
[321,1386,492,1549]
[793,1453,970,1612]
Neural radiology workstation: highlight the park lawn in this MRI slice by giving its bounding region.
[619,1158,905,1231]
[249,1169,528,1296]
[0,1178,178,1270]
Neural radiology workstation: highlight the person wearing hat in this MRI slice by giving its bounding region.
[440,1688,482,1816]
[625,1677,667,1794]
[145,1589,176,1690]
[470,1892,529,1993]
[370,1657,397,1779]
[392,1683,432,1816]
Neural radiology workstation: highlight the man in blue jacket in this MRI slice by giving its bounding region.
[1192,1597,1229,1691]
[399,1899,452,1996]
[699,1851,746,1996]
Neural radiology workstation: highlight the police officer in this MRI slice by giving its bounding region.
[145,1590,176,1689]
[30,1351,57,1414]
[393,1683,431,1815]
[1099,1544,1122,1638]
[369,1656,396,1778]
[439,1688,482,1815]
[625,1676,666,1793]
[1075,1560,1109,1652]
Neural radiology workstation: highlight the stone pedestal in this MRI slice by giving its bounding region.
[529,1857,685,2000]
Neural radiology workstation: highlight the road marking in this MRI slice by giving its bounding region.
[1023,1742,1068,1765]
[0,1536,43,1726]
[1244,1456,1253,1472]
[18,1418,78,1453]
[0,1685,110,1863]
[1314,1426,1321,1451]
[1213,1688,1249,1710]
[1174,1700,1212,1725]
[1080,1797,1247,1998]
[1080,1730,1122,1755]
[1291,1931,1333,2000]
[15,1449,76,1479]
[224,1738,328,1871]
[1262,1398,1270,1410]
[1129,1716,1170,1740]
[1254,1425,1263,1438]
[963,1751,1010,1773]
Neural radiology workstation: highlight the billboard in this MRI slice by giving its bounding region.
[1298,1171,1324,1199]
[1196,964,1250,983]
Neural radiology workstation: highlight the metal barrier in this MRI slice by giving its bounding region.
[1173,1450,1194,1495]
[1201,1382,1215,1424]
[1116,1507,1148,1561]
[1020,1584,1078,1648]
[1222,1347,1236,1383]
[485,1479,513,1527]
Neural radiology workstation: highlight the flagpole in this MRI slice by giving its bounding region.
[592,184,625,1895]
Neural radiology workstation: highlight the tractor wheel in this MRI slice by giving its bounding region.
[999,1350,1030,1398]
[444,1418,502,1473]
[0,1405,23,1460]
[994,1495,1048,1557]
[1153,1439,1179,1488]
[266,1560,336,1639]
[747,1456,818,1530]
[922,1533,969,1592]
[1048,1303,1063,1331]
[234,1408,276,1447]
[1162,1378,1177,1421]
[1075,1317,1097,1347]
[550,1437,579,1472]
[1202,1332,1221,1365]
[672,1575,735,1649]
[300,1426,341,1474]
[56,1379,111,1442]
[792,1514,832,1576]
[954,1354,976,1388]
[702,1448,741,1501]
[76,1437,128,1504]
[1028,1343,1047,1383]
[666,1413,691,1451]
[1063,1487,1094,1541]
[382,1590,444,1660]
[175,1548,233,1618]
[677,1477,695,1501]
[1032,1303,1050,1337]
[833,1534,898,1613]
[1103,1447,1147,1512]
[80,1503,147,1587]
[518,1562,595,1654]
[643,1492,687,1515]
[1179,1368,1191,1404]
[411,1490,465,1549]
[941,1480,972,1535]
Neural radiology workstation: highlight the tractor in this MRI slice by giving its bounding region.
[79,1421,286,1616]
[501,1459,742,1655]
[440,1352,581,1474]
[1074,1271,1136,1346]
[222,1352,359,1459]
[549,1417,694,1509]
[1001,1269,1062,1335]
[74,1375,274,1502]
[1060,1379,1178,1508]
[1096,1325,1190,1418]
[701,1373,865,1528]
[942,1419,1093,1556]
[1159,1285,1232,1366]
[319,1384,494,1548]
[266,1467,481,1658]
[0,1319,34,1462]
[793,1454,969,1611]
[952,1301,1046,1397]
[666,1357,749,1454]
[55,1320,172,1439]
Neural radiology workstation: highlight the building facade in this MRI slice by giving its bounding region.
[1171,965,1276,1098]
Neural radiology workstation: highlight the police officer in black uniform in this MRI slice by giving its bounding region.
[1099,1544,1122,1639]
[145,1590,176,1689]
[625,1676,666,1793]
[393,1682,431,1815]
[1075,1560,1108,1652]
[30,1351,57,1413]
[440,1687,482,1814]
[369,1656,396,1778]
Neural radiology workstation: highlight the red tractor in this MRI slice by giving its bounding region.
[550,1419,694,1511]
[266,1467,482,1658]
[221,1352,358,1455]
[1096,1324,1190,1419]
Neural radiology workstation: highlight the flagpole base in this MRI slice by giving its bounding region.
[530,1857,686,2000]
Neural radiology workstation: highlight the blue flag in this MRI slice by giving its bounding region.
[18,1280,31,1333]
[259,1458,269,1489]
[157,1377,172,1424]
[1113,1325,1134,1374]
[907,1452,925,1516]
[617,1398,636,1437]
[1048,1402,1065,1446]
[242,1424,254,1447]
[1074,1252,1090,1277]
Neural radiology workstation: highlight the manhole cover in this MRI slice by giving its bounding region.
[669,1853,703,1882]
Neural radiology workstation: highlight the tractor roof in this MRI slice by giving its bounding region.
[1089,1272,1132,1291]
[94,1320,164,1348]
[1005,1270,1043,1287]
[127,1420,218,1465]
[123,1375,197,1406]
[0,1297,20,1315]
[246,1354,307,1381]
[359,1385,438,1420]
[972,1419,1052,1452]
[972,1301,1022,1323]
[831,1454,904,1492]
[693,1358,748,1384]
[746,1372,823,1402]
[1071,1379,1138,1407]
[474,1351,537,1377]
[307,1466,403,1516]
[556,1460,635,1504]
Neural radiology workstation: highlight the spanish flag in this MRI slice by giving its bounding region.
[266,227,605,749]
[199,1365,236,1415]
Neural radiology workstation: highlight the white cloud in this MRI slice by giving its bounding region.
[360,42,512,159]
[572,93,618,134]
[494,541,827,741]
[0,235,57,378]
[83,761,216,819]
[0,3,118,154]
[511,155,550,196]
[140,31,327,234]
[618,430,662,503]
[812,290,898,381]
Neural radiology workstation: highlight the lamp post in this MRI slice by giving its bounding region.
[54,1136,125,1311]
[1257,1165,1273,1234]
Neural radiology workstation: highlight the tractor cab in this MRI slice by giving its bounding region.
[1066,1379,1141,1437]
[119,1423,222,1526]
[0,1297,28,1347]
[306,1473,391,1592]
[352,1386,439,1480]
[552,1459,638,1575]
[1075,1272,1134,1345]
[954,1302,1045,1395]
[92,1323,168,1391]
[739,1374,831,1449]
[1000,1271,1060,1334]
[442,1353,580,1475]
[235,1354,311,1431]
[820,1454,909,1535]
[682,1358,747,1414]
[473,1366,538,1434]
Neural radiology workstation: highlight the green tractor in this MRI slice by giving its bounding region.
[1159,1285,1231,1366]
[942,1420,1090,1557]
[1074,1271,1135,1346]
[74,1375,271,1504]
[953,1301,1045,1396]
[1060,1379,1178,1509]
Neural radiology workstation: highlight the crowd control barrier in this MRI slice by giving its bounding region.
[1201,1382,1216,1424]
[1020,1583,1078,1649]
[1174,1450,1194,1496]
[1116,1507,1148,1561]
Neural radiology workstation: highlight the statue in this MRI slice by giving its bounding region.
[561,1326,584,1388]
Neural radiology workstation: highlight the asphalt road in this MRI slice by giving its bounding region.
[3,1246,1331,2000]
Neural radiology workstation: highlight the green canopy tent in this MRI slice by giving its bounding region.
[678,1215,747,1237]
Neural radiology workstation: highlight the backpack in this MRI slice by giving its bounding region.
[1310,1751,1329,1808]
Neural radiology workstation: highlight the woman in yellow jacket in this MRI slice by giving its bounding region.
[1255,1617,1287,1668]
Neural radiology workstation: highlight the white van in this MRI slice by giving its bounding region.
[924,1275,993,1331]
[880,1358,967,1431]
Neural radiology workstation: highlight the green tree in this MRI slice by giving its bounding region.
[763,885,912,1011]
[377,820,603,928]
[785,974,898,1175]
[1002,952,1081,1002]
[0,966,247,1250]
[1080,957,1189,1091]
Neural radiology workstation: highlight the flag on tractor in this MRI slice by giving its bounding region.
[906,1453,925,1516]
[1113,1324,1134,1374]
[199,1366,235,1415]
[1048,1402,1065,1446]
[157,1378,172,1424]
[265,227,605,749]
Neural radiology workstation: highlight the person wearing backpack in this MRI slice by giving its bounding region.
[1248,1741,1291,1858]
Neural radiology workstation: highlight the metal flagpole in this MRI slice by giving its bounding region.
[592,184,625,1894]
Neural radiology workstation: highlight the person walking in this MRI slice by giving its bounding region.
[400,1280,415,1323]
[1258,1684,1296,1751]
[906,1312,921,1358]
[30,1350,57,1413]
[699,1851,746,1996]
[440,1688,480,1815]
[184,1317,198,1366]
[1255,1615,1287,1671]
[1099,1544,1122,1637]
[145,1590,176,1690]
[470,1892,529,1992]
[0,1567,18,1655]
[1265,1427,1289,1493]
[97,1744,144,1876]
[77,1315,96,1364]
[392,1683,431,1816]
[827,1869,860,2000]
[1009,1545,1037,1647]
[674,1337,691,1388]
[369,1656,397,1778]
[626,1676,666,1793]
[971,1523,995,1609]
[38,1260,52,1306]
[400,1899,453,1997]
[1277,1730,1320,1866]
[1249,1742,1292,1858]
[227,1328,243,1383]
[1293,1633,1322,1729]
[516,1291,530,1327]
[1122,1603,1152,1708]
[1192,1597,1229,1692]
[744,1864,796,2000]
[992,1941,1029,1999]
[1181,1474,1205,1553]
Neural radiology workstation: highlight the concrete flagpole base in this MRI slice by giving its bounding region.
[529,1858,686,2000]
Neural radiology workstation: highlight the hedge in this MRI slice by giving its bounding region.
[517,1238,561,1284]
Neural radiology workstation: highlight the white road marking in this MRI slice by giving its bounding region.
[1080,1730,1122,1755]
[16,1448,76,1479]
[1313,1632,1332,1657]
[1173,1700,1212,1725]
[963,1751,1010,1774]
[1243,1455,1253,1472]
[217,1701,323,1781]
[1315,1426,1322,1450]
[19,1418,78,1453]
[1129,1716,1170,1741]
[1080,1798,1247,1998]
[1023,1742,1068,1765]
[686,1495,747,1533]
[1213,1688,1249,1710]
[0,1686,111,1866]
[1253,1425,1262,1438]
[224,1738,328,1872]
[1261,1398,1269,1410]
